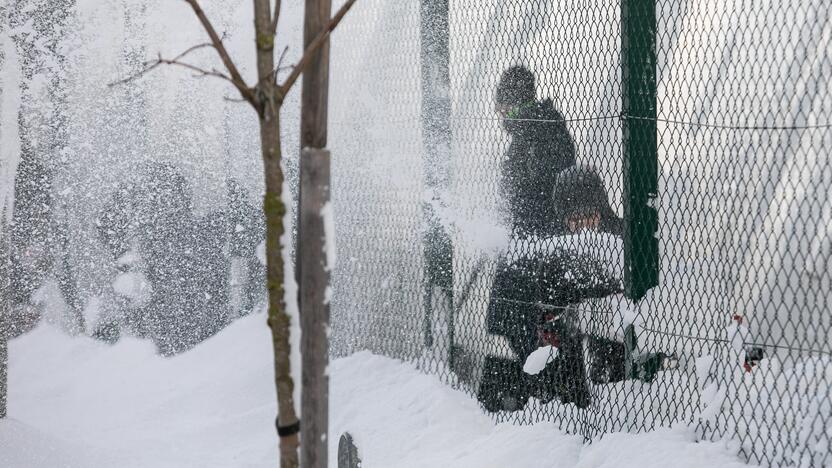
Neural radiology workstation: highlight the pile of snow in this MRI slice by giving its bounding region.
[0,316,755,467]
[3,315,278,467]
[0,314,744,468]
[332,352,753,468]
[698,343,832,466]
[0,420,102,468]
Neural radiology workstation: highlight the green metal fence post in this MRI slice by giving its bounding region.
[621,0,658,302]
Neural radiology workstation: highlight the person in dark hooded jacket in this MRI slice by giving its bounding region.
[486,65,578,342]
[495,65,576,238]
[552,166,623,237]
[479,166,667,412]
[479,66,576,411]
[479,241,622,411]
[488,166,623,346]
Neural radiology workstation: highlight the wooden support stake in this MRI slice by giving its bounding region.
[301,0,331,150]
[299,148,331,468]
[299,1,332,467]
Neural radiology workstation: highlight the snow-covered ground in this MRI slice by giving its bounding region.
[0,314,754,467]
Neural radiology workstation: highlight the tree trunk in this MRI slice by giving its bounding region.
[261,111,300,468]
[253,1,300,467]
[176,1,355,465]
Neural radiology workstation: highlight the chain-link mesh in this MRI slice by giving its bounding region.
[328,1,832,466]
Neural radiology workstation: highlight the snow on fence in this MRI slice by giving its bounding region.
[327,1,832,466]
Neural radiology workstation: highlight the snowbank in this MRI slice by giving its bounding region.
[4,315,279,467]
[332,352,753,467]
[1,317,754,467]
[0,419,105,468]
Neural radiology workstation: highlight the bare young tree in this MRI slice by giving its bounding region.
[115,1,357,466]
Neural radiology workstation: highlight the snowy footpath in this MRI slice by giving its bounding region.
[0,315,753,467]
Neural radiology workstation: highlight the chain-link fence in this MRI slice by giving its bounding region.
[327,1,832,466]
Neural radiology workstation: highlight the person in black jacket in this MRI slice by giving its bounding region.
[478,66,577,411]
[530,166,625,407]
[495,65,576,238]
[479,166,667,412]
[486,65,578,345]
[481,241,622,410]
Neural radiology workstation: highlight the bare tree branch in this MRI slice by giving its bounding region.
[183,0,256,106]
[108,42,216,87]
[107,61,163,87]
[108,53,236,87]
[276,45,290,74]
[278,0,358,97]
[271,0,282,35]
[170,42,214,62]
[254,46,291,88]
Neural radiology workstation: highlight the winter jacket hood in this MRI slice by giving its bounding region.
[553,165,622,237]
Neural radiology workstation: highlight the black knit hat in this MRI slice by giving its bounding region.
[496,65,536,106]
[553,165,620,231]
